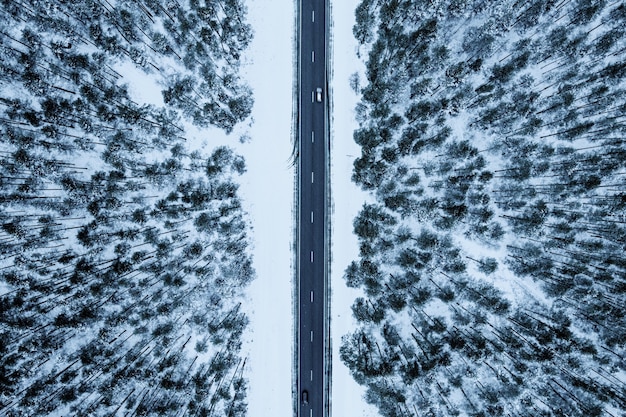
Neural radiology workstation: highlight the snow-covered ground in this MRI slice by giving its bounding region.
[237,0,380,415]
[329,1,380,416]
[236,0,295,416]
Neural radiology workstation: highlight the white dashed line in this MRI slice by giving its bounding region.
[311,330,313,341]
[312,131,314,143]
[311,211,314,223]
[310,251,314,262]
[310,369,313,381]
[312,10,315,22]
[310,291,314,302]
[311,171,314,183]
[312,51,315,62]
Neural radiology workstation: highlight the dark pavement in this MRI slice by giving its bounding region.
[297,0,328,416]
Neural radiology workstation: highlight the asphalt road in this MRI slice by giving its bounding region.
[297,0,327,416]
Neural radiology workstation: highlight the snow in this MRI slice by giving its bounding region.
[236,0,381,415]
[192,0,397,414]
[329,1,380,416]
[235,0,295,416]
[114,61,165,108]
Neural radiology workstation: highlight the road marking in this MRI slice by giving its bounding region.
[311,131,314,143]
[311,171,314,183]
[311,91,314,103]
[310,409,313,417]
[310,290,314,302]
[311,211,314,223]
[310,369,313,381]
[310,251,314,262]
[312,51,315,62]
[312,10,315,22]
[311,330,313,341]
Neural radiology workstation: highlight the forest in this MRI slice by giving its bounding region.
[0,0,254,416]
[343,0,626,416]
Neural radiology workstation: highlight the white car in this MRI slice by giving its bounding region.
[315,88,323,102]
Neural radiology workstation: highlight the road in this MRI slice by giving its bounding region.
[297,0,328,416]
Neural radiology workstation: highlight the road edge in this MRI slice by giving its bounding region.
[324,2,333,417]
[292,0,302,416]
